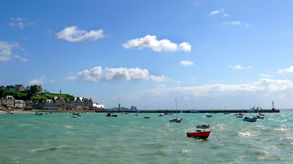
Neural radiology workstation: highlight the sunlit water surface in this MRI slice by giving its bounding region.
[0,110,292,163]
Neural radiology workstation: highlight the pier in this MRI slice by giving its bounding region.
[36,109,280,113]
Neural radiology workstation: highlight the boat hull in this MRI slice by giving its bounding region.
[186,131,211,139]
[169,119,182,123]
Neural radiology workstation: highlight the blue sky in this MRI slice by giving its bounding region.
[1,0,293,109]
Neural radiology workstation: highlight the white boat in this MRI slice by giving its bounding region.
[169,99,182,123]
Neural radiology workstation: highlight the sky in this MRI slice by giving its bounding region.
[1,0,293,109]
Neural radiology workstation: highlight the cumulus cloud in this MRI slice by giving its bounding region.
[209,8,229,17]
[0,41,27,62]
[180,60,194,67]
[56,26,104,42]
[278,66,293,74]
[8,17,34,29]
[122,35,191,52]
[229,64,252,70]
[77,66,169,82]
[28,76,46,85]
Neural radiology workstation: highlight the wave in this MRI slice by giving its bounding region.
[29,145,69,153]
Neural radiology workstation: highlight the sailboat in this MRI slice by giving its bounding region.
[169,99,182,123]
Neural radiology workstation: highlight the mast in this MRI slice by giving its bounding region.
[175,98,178,119]
[272,101,275,110]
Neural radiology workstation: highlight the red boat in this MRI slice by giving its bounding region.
[186,129,211,139]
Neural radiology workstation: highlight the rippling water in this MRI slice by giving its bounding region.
[0,110,292,163]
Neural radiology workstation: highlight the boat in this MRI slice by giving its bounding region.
[169,118,182,123]
[243,116,257,122]
[71,115,79,118]
[169,99,182,123]
[257,113,264,119]
[72,112,81,117]
[235,113,244,118]
[206,114,212,118]
[158,113,164,117]
[196,124,210,129]
[186,129,211,139]
[35,112,43,115]
[106,113,118,117]
[144,116,150,119]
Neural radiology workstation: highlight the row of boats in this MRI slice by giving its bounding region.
[235,112,264,122]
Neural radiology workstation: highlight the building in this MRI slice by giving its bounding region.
[130,106,138,111]
[15,100,26,108]
[6,85,17,91]
[0,86,5,90]
[2,95,15,107]
[15,84,25,92]
[93,103,104,110]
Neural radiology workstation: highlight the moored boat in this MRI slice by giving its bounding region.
[235,113,244,118]
[243,116,257,122]
[196,124,210,129]
[206,114,212,118]
[158,113,164,117]
[257,113,264,119]
[169,99,182,123]
[144,116,150,119]
[169,118,182,123]
[186,129,211,139]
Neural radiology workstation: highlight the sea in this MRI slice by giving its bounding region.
[0,110,292,164]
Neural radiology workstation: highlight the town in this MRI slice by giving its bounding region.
[0,84,104,110]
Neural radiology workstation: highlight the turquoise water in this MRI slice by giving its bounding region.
[0,111,292,163]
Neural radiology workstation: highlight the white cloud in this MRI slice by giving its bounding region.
[65,76,77,81]
[28,76,46,85]
[0,41,27,62]
[232,21,241,25]
[278,66,293,74]
[8,17,34,29]
[180,60,194,67]
[77,66,169,82]
[229,64,252,70]
[223,21,241,26]
[122,35,191,52]
[209,8,229,17]
[111,78,293,109]
[14,55,28,62]
[56,26,104,42]
[260,73,272,78]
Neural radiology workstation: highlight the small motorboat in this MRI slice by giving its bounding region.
[186,129,211,139]
[71,115,79,118]
[158,113,164,117]
[206,114,212,118]
[169,118,182,123]
[243,116,257,122]
[106,113,111,117]
[196,124,210,129]
[257,113,264,119]
[144,116,150,119]
[235,113,244,118]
